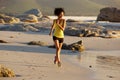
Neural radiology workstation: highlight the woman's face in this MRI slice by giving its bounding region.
[58,12,64,18]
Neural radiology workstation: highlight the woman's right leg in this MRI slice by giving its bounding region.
[54,40,60,63]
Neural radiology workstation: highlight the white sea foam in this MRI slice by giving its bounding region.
[49,16,97,21]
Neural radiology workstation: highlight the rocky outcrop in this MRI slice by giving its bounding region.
[0,23,51,32]
[65,26,101,37]
[68,40,85,52]
[0,14,20,24]
[0,9,43,23]
[38,15,51,21]
[0,24,39,31]
[24,9,43,18]
[0,65,15,77]
[18,14,38,23]
[28,41,48,46]
[49,40,85,52]
[0,40,8,43]
[97,7,120,22]
[65,23,120,38]
[0,19,5,24]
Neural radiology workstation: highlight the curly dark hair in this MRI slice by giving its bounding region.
[54,8,65,16]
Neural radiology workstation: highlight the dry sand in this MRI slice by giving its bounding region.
[0,31,120,80]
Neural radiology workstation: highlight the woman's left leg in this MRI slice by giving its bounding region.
[57,42,63,62]
[56,42,63,67]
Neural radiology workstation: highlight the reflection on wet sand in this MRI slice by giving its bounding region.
[78,51,120,80]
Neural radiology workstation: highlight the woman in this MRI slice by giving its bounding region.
[49,8,66,67]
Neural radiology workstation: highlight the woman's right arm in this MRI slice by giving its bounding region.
[49,20,56,36]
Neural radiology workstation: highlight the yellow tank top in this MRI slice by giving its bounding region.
[53,20,64,38]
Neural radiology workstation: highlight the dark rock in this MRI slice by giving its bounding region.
[49,40,85,52]
[69,40,85,52]
[0,40,8,43]
[107,75,114,78]
[28,41,47,46]
[66,19,81,22]
[10,36,14,38]
[97,7,120,22]
[89,65,92,68]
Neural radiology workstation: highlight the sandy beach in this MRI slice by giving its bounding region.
[0,0,120,79]
[0,30,120,80]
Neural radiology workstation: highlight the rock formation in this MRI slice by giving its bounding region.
[28,41,48,46]
[18,14,38,23]
[0,65,15,77]
[97,7,120,22]
[0,24,39,31]
[0,14,20,24]
[65,23,120,38]
[0,19,5,24]
[0,9,43,23]
[49,40,85,52]
[0,40,8,43]
[68,40,85,52]
[24,9,43,18]
[65,26,101,37]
